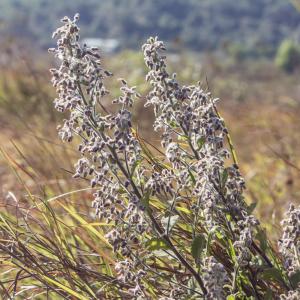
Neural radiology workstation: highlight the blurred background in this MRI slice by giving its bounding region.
[1,0,300,238]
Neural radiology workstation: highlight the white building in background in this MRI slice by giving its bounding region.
[82,38,120,53]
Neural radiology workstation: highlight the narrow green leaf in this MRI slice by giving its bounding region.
[187,168,196,185]
[130,158,141,177]
[176,206,191,215]
[256,229,268,252]
[259,268,285,284]
[146,238,170,251]
[290,270,300,288]
[228,239,236,261]
[196,136,205,150]
[221,169,228,189]
[141,189,151,209]
[191,234,206,261]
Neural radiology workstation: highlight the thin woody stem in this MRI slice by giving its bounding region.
[76,81,208,296]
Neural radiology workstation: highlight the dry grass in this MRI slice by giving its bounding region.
[0,46,300,298]
[1,48,300,234]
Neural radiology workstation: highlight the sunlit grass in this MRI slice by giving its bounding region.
[0,45,300,298]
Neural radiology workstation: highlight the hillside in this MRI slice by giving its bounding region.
[1,0,300,55]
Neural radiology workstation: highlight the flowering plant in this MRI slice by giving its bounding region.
[48,14,300,299]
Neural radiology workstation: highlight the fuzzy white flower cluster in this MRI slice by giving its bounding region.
[143,37,259,261]
[50,15,298,299]
[279,204,300,277]
[49,14,149,297]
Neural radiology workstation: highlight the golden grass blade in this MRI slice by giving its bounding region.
[58,202,112,249]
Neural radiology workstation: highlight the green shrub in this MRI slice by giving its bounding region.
[275,40,300,73]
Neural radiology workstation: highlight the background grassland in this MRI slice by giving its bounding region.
[0,43,300,298]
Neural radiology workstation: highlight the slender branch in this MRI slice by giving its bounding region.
[76,81,208,296]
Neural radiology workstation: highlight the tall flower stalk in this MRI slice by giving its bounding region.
[49,14,298,299]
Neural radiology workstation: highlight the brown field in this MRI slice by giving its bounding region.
[1,47,300,241]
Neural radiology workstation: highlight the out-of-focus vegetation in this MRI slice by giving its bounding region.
[0,44,299,238]
[1,0,300,56]
[0,2,300,297]
[275,39,300,72]
[0,41,300,298]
